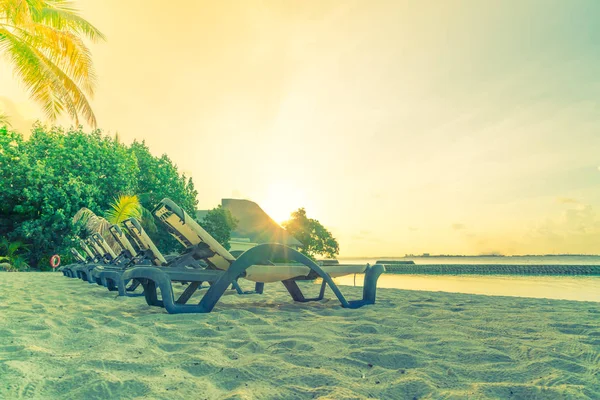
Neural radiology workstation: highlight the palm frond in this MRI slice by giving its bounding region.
[105,194,142,225]
[0,238,30,270]
[33,40,96,125]
[32,1,106,42]
[11,254,29,270]
[73,207,110,236]
[7,240,28,256]
[0,26,73,121]
[19,22,98,93]
[0,112,11,126]
[0,0,104,126]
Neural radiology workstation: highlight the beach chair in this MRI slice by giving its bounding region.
[88,237,109,262]
[75,236,118,283]
[88,224,160,294]
[86,232,127,284]
[94,219,200,294]
[73,233,133,285]
[60,248,89,278]
[80,239,98,262]
[117,198,384,314]
[109,225,139,260]
[64,239,100,278]
[70,238,105,282]
[98,217,260,297]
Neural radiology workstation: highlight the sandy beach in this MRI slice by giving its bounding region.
[0,272,599,399]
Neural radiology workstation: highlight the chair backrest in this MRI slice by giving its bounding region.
[70,247,87,263]
[109,225,138,257]
[86,238,105,259]
[78,239,96,260]
[92,233,117,260]
[122,218,167,266]
[122,224,145,252]
[153,198,235,270]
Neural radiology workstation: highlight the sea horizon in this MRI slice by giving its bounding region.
[337,254,600,265]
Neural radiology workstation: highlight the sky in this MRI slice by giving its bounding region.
[2,0,600,256]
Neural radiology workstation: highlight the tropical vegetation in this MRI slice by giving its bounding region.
[0,238,29,271]
[283,208,339,259]
[0,0,105,126]
[0,124,198,268]
[72,194,145,251]
[199,205,238,250]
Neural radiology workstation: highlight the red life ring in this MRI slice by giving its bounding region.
[50,255,61,268]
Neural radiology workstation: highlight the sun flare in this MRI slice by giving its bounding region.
[260,182,308,225]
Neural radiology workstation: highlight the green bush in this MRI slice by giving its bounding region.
[0,125,198,267]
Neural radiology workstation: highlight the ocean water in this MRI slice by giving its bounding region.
[333,273,600,302]
[338,255,600,266]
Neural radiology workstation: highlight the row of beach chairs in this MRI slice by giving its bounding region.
[61,198,385,314]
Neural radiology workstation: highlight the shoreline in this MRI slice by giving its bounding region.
[380,264,600,275]
[334,274,600,303]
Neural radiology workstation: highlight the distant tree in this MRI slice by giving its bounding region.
[283,208,339,259]
[130,140,197,214]
[200,206,238,250]
[130,140,198,252]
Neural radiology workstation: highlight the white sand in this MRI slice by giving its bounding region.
[0,272,598,399]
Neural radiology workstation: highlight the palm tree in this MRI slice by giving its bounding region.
[74,194,143,236]
[0,0,105,127]
[73,194,156,251]
[0,238,30,271]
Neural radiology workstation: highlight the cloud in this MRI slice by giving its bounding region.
[563,205,599,234]
[351,230,372,240]
[524,203,600,253]
[557,197,579,204]
[451,223,466,230]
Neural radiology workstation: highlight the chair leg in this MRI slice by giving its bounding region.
[116,279,127,296]
[126,280,140,292]
[176,281,200,304]
[281,280,306,302]
[231,280,243,294]
[141,279,164,307]
[362,264,385,305]
[254,282,264,294]
[282,279,327,302]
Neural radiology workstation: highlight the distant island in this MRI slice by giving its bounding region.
[342,253,600,259]
[402,254,600,258]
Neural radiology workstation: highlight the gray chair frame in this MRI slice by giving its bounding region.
[121,243,384,314]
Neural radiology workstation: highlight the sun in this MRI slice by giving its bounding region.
[261,182,307,225]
